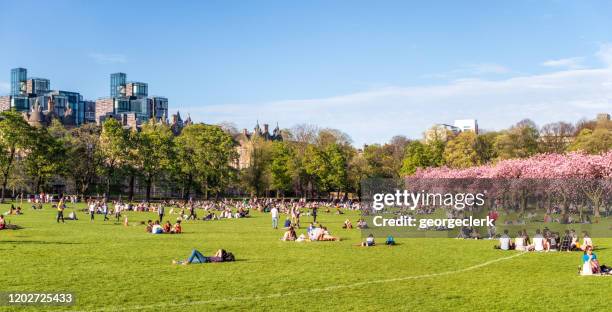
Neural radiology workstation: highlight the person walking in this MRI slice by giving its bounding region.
[114,202,121,222]
[158,204,165,223]
[57,198,65,223]
[312,206,318,223]
[88,201,96,222]
[271,206,279,229]
[102,201,109,221]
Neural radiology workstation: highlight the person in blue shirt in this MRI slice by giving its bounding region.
[582,246,599,274]
[385,235,396,246]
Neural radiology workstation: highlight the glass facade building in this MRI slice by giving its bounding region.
[110,73,127,98]
[29,78,50,94]
[129,82,148,97]
[11,68,27,95]
[11,96,30,111]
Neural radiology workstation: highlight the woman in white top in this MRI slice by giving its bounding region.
[514,231,526,251]
[580,232,593,251]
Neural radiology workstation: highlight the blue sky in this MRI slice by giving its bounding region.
[1,0,612,145]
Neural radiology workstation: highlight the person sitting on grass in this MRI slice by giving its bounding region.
[67,211,78,220]
[580,231,593,251]
[581,246,600,275]
[470,228,481,240]
[281,226,297,241]
[570,230,579,250]
[385,235,396,246]
[560,230,572,251]
[172,220,182,234]
[151,221,163,234]
[530,229,548,252]
[356,219,368,229]
[307,223,316,235]
[173,249,235,265]
[145,220,153,233]
[498,230,512,250]
[163,221,172,233]
[361,234,375,247]
[514,231,526,251]
[0,215,5,230]
[342,219,353,229]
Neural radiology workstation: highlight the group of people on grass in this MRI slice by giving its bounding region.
[341,218,368,229]
[281,223,340,242]
[496,228,593,252]
[359,234,396,247]
[145,219,182,234]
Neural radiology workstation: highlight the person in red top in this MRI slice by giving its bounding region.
[162,221,172,233]
[172,220,182,234]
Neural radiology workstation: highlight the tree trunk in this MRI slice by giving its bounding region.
[128,173,135,201]
[145,176,152,203]
[0,148,15,203]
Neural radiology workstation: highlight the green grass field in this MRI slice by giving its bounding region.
[1,202,610,312]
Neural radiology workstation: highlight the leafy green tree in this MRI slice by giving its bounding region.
[23,128,65,193]
[400,141,441,175]
[475,131,498,163]
[0,111,33,202]
[66,123,102,197]
[443,131,481,168]
[347,151,369,198]
[303,143,349,195]
[494,120,539,159]
[240,137,272,197]
[99,118,129,197]
[176,124,237,199]
[269,141,294,197]
[362,145,391,178]
[132,121,175,202]
[568,128,612,154]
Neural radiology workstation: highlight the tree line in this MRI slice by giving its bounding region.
[0,110,610,201]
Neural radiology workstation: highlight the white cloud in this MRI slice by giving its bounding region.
[466,63,511,75]
[185,48,612,147]
[541,57,584,69]
[596,43,612,66]
[89,53,127,64]
[424,63,511,79]
[0,81,9,94]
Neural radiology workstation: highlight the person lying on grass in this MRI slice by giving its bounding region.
[173,249,235,265]
[316,226,340,241]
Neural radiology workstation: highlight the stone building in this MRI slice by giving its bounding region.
[234,122,282,169]
[24,97,76,128]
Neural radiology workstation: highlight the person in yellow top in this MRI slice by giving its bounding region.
[57,198,65,223]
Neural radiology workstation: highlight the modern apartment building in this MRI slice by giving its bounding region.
[95,73,168,128]
[1,68,90,126]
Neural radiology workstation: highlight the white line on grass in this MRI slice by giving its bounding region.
[80,252,527,312]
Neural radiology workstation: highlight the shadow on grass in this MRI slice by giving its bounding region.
[0,240,82,245]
